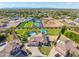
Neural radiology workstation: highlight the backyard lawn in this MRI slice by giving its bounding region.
[15,28,40,41]
[38,46,52,56]
[45,29,61,35]
[16,29,27,36]
[16,28,61,40]
[17,22,27,28]
[16,28,40,36]
[16,28,61,43]
[17,21,33,28]
[24,21,33,27]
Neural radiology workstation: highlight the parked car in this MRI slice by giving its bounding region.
[0,42,6,47]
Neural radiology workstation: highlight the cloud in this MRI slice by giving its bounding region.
[65,2,73,5]
[0,3,6,5]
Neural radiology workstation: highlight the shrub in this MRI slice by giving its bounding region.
[63,30,79,43]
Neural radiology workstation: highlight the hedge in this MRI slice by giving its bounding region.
[63,30,79,43]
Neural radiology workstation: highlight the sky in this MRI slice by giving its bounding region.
[0,2,79,9]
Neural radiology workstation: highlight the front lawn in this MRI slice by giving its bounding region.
[38,46,52,56]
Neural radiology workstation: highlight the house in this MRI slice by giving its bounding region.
[24,17,42,28]
[9,43,31,57]
[27,33,50,46]
[64,19,76,26]
[9,47,28,57]
[24,17,33,22]
[11,16,20,21]
[41,17,63,28]
[74,18,79,22]
[67,22,76,26]
[7,20,21,28]
[0,23,7,28]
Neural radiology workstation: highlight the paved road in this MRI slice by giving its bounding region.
[29,47,46,57]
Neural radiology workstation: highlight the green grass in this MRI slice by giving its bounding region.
[38,46,52,56]
[16,28,61,38]
[16,29,27,36]
[24,21,33,27]
[17,21,33,29]
[63,30,79,43]
[17,22,27,28]
[16,29,28,42]
[45,29,61,35]
[16,28,61,43]
[16,28,40,36]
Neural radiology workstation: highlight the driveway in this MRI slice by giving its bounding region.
[48,47,55,57]
[28,47,46,57]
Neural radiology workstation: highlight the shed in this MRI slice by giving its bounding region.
[74,18,79,22]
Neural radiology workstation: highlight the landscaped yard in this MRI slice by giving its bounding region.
[16,28,40,36]
[24,21,33,27]
[16,29,27,36]
[16,28,61,43]
[15,28,40,42]
[38,46,52,56]
[17,21,33,28]
[17,22,27,28]
[45,29,61,35]
[63,29,79,44]
[16,28,61,37]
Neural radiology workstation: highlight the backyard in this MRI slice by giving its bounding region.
[17,21,33,29]
[16,28,61,38]
[45,28,61,35]
[16,23,61,42]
